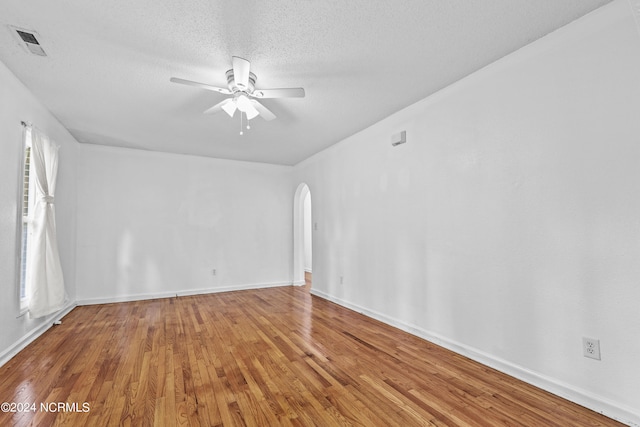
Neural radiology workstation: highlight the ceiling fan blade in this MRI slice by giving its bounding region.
[251,88,305,99]
[232,56,251,90]
[204,98,234,115]
[170,77,232,95]
[251,100,276,121]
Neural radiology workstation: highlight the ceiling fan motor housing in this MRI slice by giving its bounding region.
[226,69,256,93]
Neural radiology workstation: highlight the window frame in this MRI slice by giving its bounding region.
[17,125,33,315]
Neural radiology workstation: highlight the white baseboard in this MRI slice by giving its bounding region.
[0,302,77,368]
[310,289,639,427]
[77,281,294,306]
[292,280,306,286]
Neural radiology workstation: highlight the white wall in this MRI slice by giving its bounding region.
[76,144,293,303]
[0,60,78,361]
[293,1,640,424]
[303,191,312,272]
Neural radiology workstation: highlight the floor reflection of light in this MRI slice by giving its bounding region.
[13,378,36,402]
[301,292,312,343]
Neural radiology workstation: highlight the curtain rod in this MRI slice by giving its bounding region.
[21,121,32,127]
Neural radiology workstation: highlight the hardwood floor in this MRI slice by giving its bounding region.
[0,284,623,426]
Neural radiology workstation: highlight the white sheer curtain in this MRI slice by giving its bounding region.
[26,127,66,318]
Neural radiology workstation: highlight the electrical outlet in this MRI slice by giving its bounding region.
[583,337,601,360]
[212,269,216,276]
[339,276,344,285]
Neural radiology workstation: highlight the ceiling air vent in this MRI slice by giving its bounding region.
[10,26,47,56]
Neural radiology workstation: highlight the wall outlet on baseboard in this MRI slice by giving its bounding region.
[583,337,601,360]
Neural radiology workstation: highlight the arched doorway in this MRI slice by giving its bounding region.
[293,183,312,287]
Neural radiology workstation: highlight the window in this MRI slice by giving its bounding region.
[17,125,65,318]
[19,126,33,311]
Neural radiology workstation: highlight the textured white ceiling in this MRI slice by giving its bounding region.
[0,0,612,165]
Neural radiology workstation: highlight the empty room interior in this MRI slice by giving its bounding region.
[1,0,640,426]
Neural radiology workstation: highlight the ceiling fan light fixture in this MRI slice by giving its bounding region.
[245,106,259,120]
[236,94,259,120]
[236,94,251,110]
[221,100,237,117]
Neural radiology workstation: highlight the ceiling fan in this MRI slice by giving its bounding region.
[170,56,305,122]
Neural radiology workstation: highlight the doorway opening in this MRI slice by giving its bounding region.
[293,183,312,288]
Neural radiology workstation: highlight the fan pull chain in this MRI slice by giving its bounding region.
[239,112,251,135]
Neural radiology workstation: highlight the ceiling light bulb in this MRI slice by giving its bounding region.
[236,94,251,111]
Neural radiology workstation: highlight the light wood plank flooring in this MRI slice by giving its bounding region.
[0,284,624,426]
